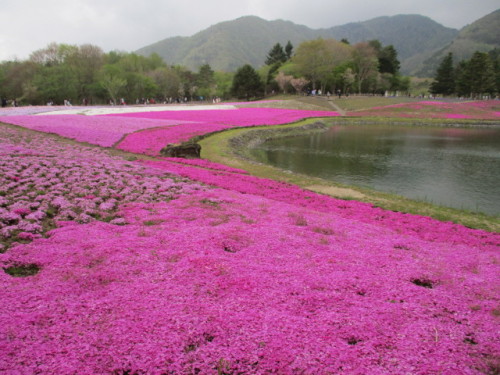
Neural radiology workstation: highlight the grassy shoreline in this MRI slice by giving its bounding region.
[199,117,500,232]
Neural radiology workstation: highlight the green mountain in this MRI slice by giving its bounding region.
[414,9,500,76]
[324,15,458,62]
[137,16,319,72]
[136,11,498,76]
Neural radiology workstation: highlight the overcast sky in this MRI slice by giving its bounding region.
[1,0,498,61]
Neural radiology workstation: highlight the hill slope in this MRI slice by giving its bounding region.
[415,9,500,76]
[137,16,320,72]
[324,15,458,62]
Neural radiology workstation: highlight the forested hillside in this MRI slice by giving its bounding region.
[137,14,459,74]
[416,9,500,76]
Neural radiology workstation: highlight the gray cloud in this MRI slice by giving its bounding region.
[1,0,498,61]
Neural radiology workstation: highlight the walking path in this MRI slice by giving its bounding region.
[296,96,347,115]
[326,98,347,115]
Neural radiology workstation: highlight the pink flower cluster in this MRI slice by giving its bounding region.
[162,158,249,174]
[0,126,205,252]
[351,100,500,120]
[115,123,233,155]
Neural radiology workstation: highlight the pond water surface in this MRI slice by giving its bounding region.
[250,124,500,216]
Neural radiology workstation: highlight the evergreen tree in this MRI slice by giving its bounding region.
[378,45,400,75]
[195,64,215,98]
[468,51,496,97]
[430,53,455,96]
[454,60,471,97]
[196,64,215,87]
[265,43,287,65]
[231,64,264,99]
[488,49,500,94]
[285,41,294,60]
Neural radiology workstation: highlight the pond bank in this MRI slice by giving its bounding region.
[199,118,500,232]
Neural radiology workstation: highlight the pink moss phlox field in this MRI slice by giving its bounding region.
[0,115,189,147]
[115,123,234,155]
[104,107,340,125]
[114,108,339,155]
[1,107,500,373]
[139,160,499,249]
[445,113,473,119]
[162,158,249,174]
[0,126,205,252]
[1,185,499,374]
[350,100,500,120]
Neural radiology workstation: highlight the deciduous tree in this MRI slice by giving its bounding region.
[293,38,352,91]
[290,77,309,94]
[275,71,293,93]
[149,67,181,99]
[352,42,379,93]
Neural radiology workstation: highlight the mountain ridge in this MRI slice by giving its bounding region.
[136,11,498,76]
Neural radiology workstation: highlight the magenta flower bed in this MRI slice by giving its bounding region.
[1,108,338,154]
[0,115,190,147]
[115,123,234,155]
[1,184,499,373]
[162,158,249,174]
[104,107,339,125]
[350,100,500,120]
[138,159,499,248]
[0,126,205,253]
[1,108,499,374]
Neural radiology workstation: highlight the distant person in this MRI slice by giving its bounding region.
[1,98,7,107]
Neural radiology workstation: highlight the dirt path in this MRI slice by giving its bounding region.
[326,99,347,115]
[295,96,347,115]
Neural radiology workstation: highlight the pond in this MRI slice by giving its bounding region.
[249,124,500,216]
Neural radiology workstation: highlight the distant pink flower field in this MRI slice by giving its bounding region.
[109,107,340,154]
[350,100,500,120]
[0,107,339,153]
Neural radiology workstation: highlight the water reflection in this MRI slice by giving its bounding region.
[250,125,500,216]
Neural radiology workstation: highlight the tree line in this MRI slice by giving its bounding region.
[0,43,230,106]
[1,38,411,106]
[232,39,409,99]
[430,50,500,98]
